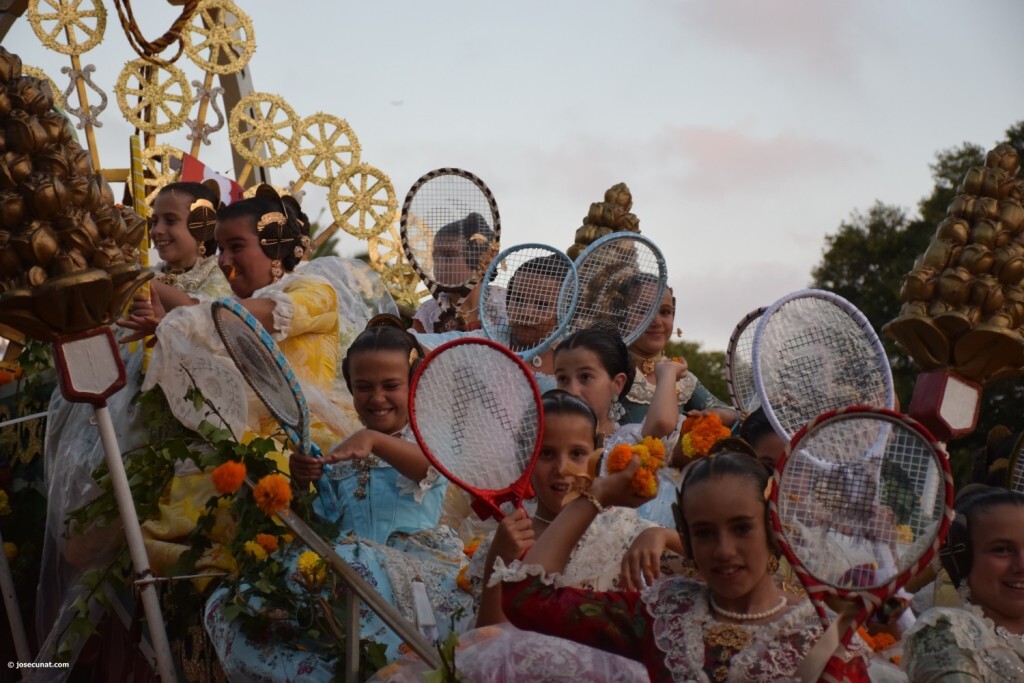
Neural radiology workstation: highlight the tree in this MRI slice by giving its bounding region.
[665,339,729,404]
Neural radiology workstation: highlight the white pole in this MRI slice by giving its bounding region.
[94,406,177,682]
[0,527,31,664]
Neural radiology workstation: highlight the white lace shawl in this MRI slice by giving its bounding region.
[904,603,1024,681]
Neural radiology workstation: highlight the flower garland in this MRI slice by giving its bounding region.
[606,436,667,497]
[681,413,731,460]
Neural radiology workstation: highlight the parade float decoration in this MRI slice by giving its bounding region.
[885,143,1024,440]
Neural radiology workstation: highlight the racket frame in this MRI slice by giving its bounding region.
[724,305,767,416]
[769,406,953,647]
[570,232,668,346]
[478,243,580,362]
[751,288,896,441]
[409,337,544,520]
[400,167,501,301]
[1006,431,1024,492]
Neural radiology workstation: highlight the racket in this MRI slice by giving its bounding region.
[210,298,340,520]
[752,289,895,442]
[401,168,501,331]
[1006,432,1024,493]
[479,244,579,363]
[770,407,952,680]
[567,232,667,345]
[409,338,543,521]
[725,306,766,416]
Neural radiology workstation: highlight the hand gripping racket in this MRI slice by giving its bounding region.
[725,306,767,416]
[770,407,953,681]
[752,289,895,442]
[478,244,579,363]
[401,168,501,331]
[567,232,668,345]
[210,298,341,520]
[409,338,543,521]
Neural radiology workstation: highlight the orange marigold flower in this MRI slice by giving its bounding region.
[464,537,482,559]
[456,564,472,593]
[211,460,247,495]
[873,632,896,650]
[256,533,279,554]
[630,468,658,498]
[686,414,731,457]
[641,436,666,461]
[606,444,634,472]
[681,415,699,434]
[890,655,901,666]
[253,473,292,516]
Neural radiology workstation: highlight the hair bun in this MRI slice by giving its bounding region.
[365,313,404,331]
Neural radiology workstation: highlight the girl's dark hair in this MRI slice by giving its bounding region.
[739,407,775,447]
[673,451,772,557]
[941,484,1024,586]
[554,326,634,400]
[341,315,425,392]
[541,389,598,447]
[436,212,496,270]
[217,195,311,272]
[158,181,219,257]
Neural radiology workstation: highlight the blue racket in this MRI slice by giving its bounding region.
[210,298,341,519]
[478,243,578,362]
[568,232,668,345]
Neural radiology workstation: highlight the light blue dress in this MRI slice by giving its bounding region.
[204,426,474,680]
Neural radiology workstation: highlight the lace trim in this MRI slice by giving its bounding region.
[626,369,698,407]
[913,603,1024,656]
[157,256,219,295]
[260,289,295,341]
[396,465,443,503]
[487,558,566,589]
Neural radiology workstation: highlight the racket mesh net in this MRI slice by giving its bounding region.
[413,342,539,492]
[212,305,302,430]
[405,174,497,288]
[569,236,663,344]
[758,297,890,438]
[776,414,944,590]
[727,309,764,414]
[481,247,575,356]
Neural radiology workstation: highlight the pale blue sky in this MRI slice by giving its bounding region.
[7,0,1024,349]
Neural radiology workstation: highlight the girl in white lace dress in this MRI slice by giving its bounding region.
[903,485,1024,681]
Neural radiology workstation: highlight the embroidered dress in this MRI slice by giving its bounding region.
[155,255,231,301]
[497,563,870,682]
[204,424,473,679]
[903,602,1024,681]
[622,369,729,426]
[412,292,505,333]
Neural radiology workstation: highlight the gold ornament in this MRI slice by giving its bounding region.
[28,0,106,56]
[182,0,256,76]
[243,183,286,200]
[21,65,64,109]
[328,162,397,239]
[704,622,751,651]
[141,144,184,203]
[229,92,299,168]
[115,59,193,135]
[379,262,429,310]
[291,113,361,187]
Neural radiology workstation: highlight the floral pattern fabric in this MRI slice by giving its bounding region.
[903,603,1024,681]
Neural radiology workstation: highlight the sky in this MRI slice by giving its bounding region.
[6,0,1024,350]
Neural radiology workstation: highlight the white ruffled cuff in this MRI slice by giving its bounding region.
[396,465,442,503]
[486,558,566,589]
[261,289,295,341]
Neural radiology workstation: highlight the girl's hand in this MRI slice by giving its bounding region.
[654,358,687,382]
[326,429,377,464]
[620,527,673,591]
[290,452,325,490]
[590,456,654,509]
[489,508,535,563]
[117,290,165,344]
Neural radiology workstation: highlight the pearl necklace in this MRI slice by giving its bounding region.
[709,594,788,621]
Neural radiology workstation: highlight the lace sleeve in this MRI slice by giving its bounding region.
[902,610,986,681]
[496,559,648,662]
[395,465,443,503]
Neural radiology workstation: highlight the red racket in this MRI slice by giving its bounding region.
[410,337,543,520]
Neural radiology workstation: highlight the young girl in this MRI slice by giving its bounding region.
[496,450,871,682]
[374,390,681,682]
[205,319,473,679]
[553,326,687,526]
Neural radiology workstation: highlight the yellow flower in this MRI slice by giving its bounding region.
[243,540,268,561]
[641,436,666,460]
[281,534,295,545]
[297,550,327,586]
[3,542,16,560]
[211,460,247,495]
[253,473,292,516]
[0,490,10,516]
[896,524,914,544]
[630,467,658,498]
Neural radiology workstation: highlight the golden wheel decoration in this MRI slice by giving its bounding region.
[379,262,429,309]
[292,113,361,187]
[242,184,287,199]
[21,65,65,108]
[182,0,256,76]
[28,0,106,56]
[114,59,193,135]
[229,92,299,168]
[329,163,396,240]
[142,145,183,203]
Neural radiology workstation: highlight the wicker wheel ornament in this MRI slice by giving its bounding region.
[292,113,361,187]
[21,65,65,108]
[28,0,107,56]
[142,144,183,203]
[182,0,256,76]
[228,92,299,168]
[114,59,193,135]
[328,163,396,240]
[368,224,429,307]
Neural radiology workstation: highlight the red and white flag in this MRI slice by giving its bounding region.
[179,153,244,205]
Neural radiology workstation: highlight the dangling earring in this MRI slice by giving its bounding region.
[271,259,283,282]
[956,580,972,604]
[767,555,780,574]
[197,240,206,257]
[608,396,626,422]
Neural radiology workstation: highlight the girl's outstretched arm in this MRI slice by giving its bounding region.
[328,429,432,483]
